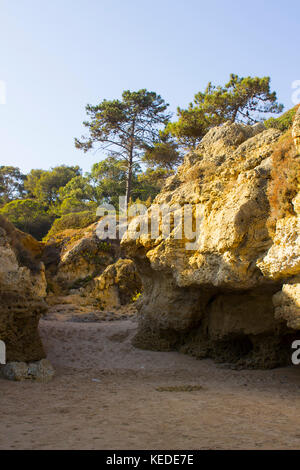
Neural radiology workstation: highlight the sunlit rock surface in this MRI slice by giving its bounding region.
[122,114,300,368]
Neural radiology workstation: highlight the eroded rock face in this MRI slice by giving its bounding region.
[258,108,300,337]
[0,216,47,363]
[85,259,142,309]
[273,282,300,330]
[44,225,142,311]
[123,117,300,368]
[43,224,119,293]
[258,196,300,280]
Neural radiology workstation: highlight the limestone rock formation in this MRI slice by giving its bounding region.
[258,107,300,339]
[44,224,141,311]
[0,216,47,363]
[257,197,300,280]
[85,258,142,309]
[43,223,119,293]
[122,114,300,368]
[273,283,300,330]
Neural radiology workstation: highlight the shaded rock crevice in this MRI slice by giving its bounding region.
[132,278,293,368]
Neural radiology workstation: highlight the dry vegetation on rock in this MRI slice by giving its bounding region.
[267,131,300,233]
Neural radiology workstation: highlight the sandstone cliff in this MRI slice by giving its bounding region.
[44,224,141,310]
[122,109,300,368]
[43,223,119,293]
[0,216,47,362]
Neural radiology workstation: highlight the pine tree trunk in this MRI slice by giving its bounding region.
[125,150,133,209]
[125,121,135,209]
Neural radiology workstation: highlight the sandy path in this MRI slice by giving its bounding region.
[0,318,300,450]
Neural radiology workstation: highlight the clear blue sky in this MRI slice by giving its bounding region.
[0,0,299,174]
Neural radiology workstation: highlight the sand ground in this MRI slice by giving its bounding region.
[1,316,300,450]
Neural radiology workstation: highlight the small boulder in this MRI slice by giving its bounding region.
[1,362,29,381]
[28,359,55,383]
[1,359,54,382]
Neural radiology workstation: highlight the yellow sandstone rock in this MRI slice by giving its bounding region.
[122,116,300,368]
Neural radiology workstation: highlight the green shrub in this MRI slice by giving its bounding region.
[265,106,299,132]
[59,197,98,215]
[45,210,99,240]
[0,199,54,240]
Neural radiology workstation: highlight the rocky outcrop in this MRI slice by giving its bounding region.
[84,258,141,309]
[44,224,142,311]
[43,224,120,293]
[273,283,300,330]
[122,111,300,368]
[258,108,300,340]
[0,216,47,363]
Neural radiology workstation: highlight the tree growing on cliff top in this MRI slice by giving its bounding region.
[167,74,284,149]
[75,89,178,207]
